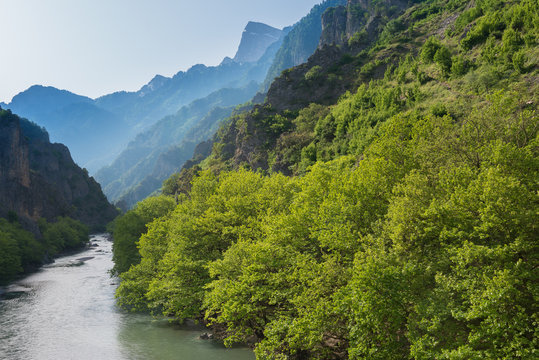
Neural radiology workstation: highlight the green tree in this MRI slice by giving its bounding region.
[111,195,175,275]
[420,37,441,63]
[0,231,22,282]
[434,46,452,75]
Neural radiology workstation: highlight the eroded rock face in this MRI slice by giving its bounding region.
[233,22,283,63]
[0,110,32,221]
[320,0,409,47]
[0,112,30,188]
[0,108,117,232]
[320,5,349,47]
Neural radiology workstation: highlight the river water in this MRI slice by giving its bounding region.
[0,234,255,360]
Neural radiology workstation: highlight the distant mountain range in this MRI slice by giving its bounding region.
[95,1,345,208]
[2,0,346,208]
[2,21,284,173]
[96,82,260,208]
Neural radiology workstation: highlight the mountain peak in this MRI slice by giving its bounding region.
[138,75,168,97]
[233,22,282,64]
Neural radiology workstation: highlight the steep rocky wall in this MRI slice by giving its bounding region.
[0,109,117,232]
[0,110,32,220]
[233,22,283,63]
[320,0,408,47]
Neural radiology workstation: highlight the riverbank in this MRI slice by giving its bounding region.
[0,233,108,290]
[0,234,254,360]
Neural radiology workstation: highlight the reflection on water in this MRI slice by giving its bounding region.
[118,315,253,360]
[0,234,254,360]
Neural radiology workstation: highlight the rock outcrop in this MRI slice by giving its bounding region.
[320,0,408,47]
[195,0,414,175]
[233,22,283,63]
[0,108,118,232]
[266,0,410,113]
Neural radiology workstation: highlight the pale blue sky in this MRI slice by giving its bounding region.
[0,0,321,103]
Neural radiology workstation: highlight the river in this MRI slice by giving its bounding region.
[0,234,255,360]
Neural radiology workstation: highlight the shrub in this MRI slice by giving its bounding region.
[434,46,453,74]
[421,37,441,62]
[305,65,323,81]
[451,55,470,76]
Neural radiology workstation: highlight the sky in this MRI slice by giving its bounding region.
[0,0,322,103]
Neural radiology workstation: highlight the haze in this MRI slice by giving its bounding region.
[0,0,321,103]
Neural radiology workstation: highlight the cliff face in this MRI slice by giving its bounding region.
[262,0,347,90]
[0,108,118,231]
[233,22,283,63]
[320,0,408,47]
[0,111,32,222]
[319,5,349,46]
[265,0,410,113]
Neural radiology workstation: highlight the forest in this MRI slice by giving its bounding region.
[0,216,89,283]
[108,0,537,358]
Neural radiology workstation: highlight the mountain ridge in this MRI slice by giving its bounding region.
[3,21,284,174]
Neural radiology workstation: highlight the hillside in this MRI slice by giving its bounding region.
[261,0,347,90]
[189,0,538,176]
[3,86,126,173]
[100,1,352,209]
[96,19,311,207]
[0,108,117,230]
[110,0,537,358]
[0,107,118,282]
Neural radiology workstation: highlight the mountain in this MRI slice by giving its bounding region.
[113,0,538,358]
[3,22,284,174]
[98,2,351,208]
[94,22,293,207]
[6,85,93,119]
[94,21,284,130]
[0,107,117,232]
[233,22,283,63]
[262,0,347,90]
[189,0,413,175]
[96,83,260,207]
[3,86,128,173]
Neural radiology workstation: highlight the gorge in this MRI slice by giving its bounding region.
[1,0,537,359]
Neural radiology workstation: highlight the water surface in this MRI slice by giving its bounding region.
[0,234,254,360]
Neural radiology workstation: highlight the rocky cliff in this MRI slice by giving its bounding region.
[262,0,347,90]
[185,0,417,175]
[320,0,408,47]
[233,22,283,63]
[266,0,410,113]
[0,108,118,232]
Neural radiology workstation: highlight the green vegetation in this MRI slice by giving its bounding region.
[0,216,89,284]
[114,91,537,358]
[40,217,89,257]
[109,195,175,275]
[262,0,347,89]
[112,0,538,358]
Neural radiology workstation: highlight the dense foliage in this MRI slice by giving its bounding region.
[110,195,175,275]
[0,216,89,284]
[113,0,538,358]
